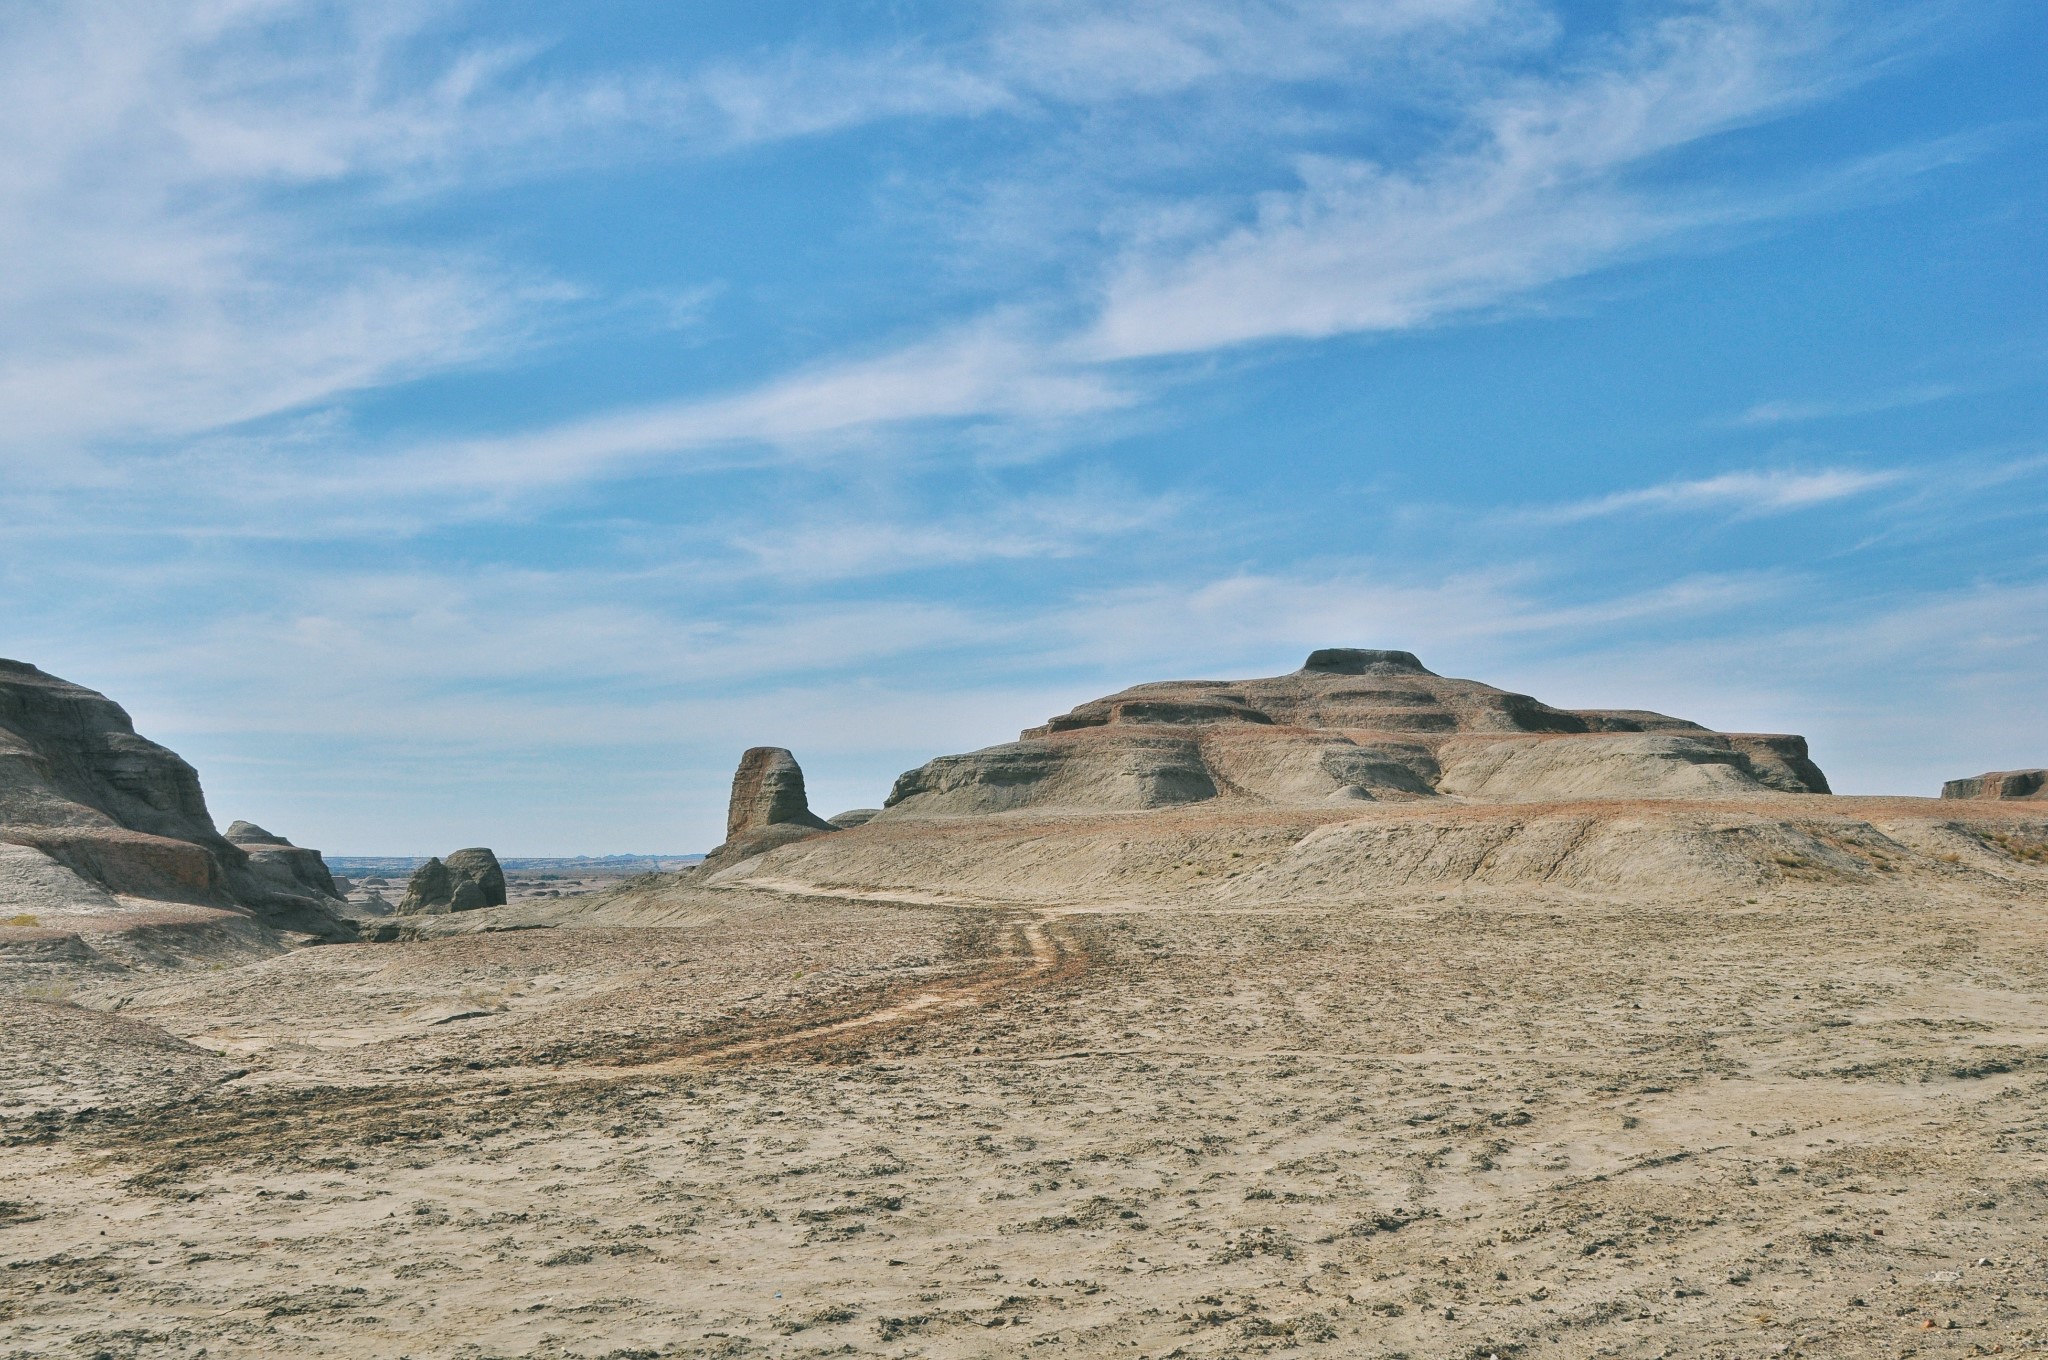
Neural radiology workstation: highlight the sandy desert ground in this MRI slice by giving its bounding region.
[4,797,2048,1359]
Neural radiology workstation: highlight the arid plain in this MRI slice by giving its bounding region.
[4,652,2048,1359]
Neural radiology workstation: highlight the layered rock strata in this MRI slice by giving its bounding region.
[879,647,1830,819]
[0,659,350,937]
[1942,769,2047,801]
[700,748,835,869]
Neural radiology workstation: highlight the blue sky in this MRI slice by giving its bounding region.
[2,1,2043,854]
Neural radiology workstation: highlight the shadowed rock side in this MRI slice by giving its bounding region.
[0,659,350,939]
[398,848,505,915]
[877,647,1830,820]
[223,821,347,913]
[1943,769,2047,801]
[700,747,835,871]
[443,847,508,905]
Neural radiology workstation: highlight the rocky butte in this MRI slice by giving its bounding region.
[398,847,508,915]
[697,746,835,871]
[0,659,350,968]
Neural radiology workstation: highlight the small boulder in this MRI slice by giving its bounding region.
[447,877,487,912]
[1942,769,2047,801]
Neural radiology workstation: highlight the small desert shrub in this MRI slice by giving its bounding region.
[5,914,38,927]
[1983,832,2048,863]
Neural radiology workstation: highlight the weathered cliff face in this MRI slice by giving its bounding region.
[1942,769,2047,801]
[879,648,1830,819]
[0,660,350,938]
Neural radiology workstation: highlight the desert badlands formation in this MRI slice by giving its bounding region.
[3,647,2048,1360]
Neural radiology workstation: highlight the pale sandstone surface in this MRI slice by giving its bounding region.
[3,794,2046,1359]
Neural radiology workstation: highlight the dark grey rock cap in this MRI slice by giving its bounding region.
[1301,648,1435,676]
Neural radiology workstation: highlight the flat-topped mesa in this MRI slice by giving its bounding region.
[1301,647,1434,675]
[1942,769,2047,801]
[882,647,1830,819]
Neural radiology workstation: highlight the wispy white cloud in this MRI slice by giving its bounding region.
[3,0,2025,855]
[715,483,1184,584]
[1084,5,1904,359]
[1731,382,1962,426]
[347,320,1134,499]
[0,2,581,451]
[1522,467,1903,524]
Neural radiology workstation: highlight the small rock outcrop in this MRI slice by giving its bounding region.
[442,847,507,906]
[727,748,833,842]
[1942,769,2047,801]
[878,647,1831,819]
[398,848,505,914]
[700,748,835,870]
[224,820,347,911]
[0,659,350,938]
[399,857,452,912]
[826,808,882,829]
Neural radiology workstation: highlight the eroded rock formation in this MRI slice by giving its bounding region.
[443,847,508,906]
[0,659,350,937]
[398,847,505,914]
[700,747,835,869]
[879,647,1830,819]
[224,821,347,914]
[1942,769,2047,801]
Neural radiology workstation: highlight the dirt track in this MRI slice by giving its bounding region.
[5,819,2048,1358]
